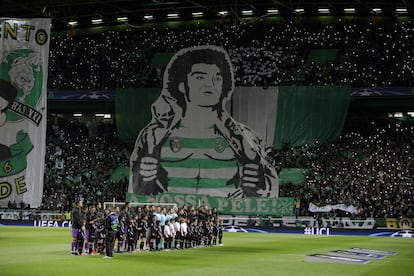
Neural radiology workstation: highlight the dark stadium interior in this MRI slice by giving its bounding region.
[1,1,413,30]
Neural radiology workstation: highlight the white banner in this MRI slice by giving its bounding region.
[308,203,359,214]
[232,86,278,148]
[0,18,50,208]
[129,46,278,198]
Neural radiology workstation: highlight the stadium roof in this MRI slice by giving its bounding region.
[0,0,412,30]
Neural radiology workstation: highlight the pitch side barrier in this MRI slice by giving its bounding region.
[222,216,413,229]
[219,216,414,237]
[221,215,377,229]
[0,209,64,221]
[1,210,413,237]
[1,219,412,238]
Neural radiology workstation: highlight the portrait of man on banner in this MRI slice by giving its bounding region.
[129,45,278,198]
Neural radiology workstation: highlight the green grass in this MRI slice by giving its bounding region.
[0,226,413,276]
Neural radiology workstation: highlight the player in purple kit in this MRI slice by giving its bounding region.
[116,215,126,253]
[71,200,83,255]
[137,214,148,251]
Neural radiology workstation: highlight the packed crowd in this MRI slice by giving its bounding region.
[70,201,223,258]
[277,120,414,219]
[48,20,414,90]
[41,116,414,220]
[42,118,131,211]
[40,19,414,219]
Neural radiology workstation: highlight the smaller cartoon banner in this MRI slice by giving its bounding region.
[0,18,50,208]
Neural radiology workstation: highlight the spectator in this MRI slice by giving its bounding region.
[47,21,414,90]
[277,120,414,219]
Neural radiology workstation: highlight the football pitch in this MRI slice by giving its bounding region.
[0,226,413,276]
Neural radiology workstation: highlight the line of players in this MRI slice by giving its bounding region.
[71,201,224,256]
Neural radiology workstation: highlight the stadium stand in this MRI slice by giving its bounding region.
[39,117,414,219]
[48,21,414,89]
[42,119,131,211]
[3,18,413,221]
[277,120,414,219]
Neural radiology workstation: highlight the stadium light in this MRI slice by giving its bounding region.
[295,8,305,13]
[73,113,83,117]
[407,112,414,117]
[91,18,103,24]
[318,8,330,14]
[372,8,382,13]
[267,9,279,14]
[116,16,128,22]
[242,10,254,16]
[219,10,228,16]
[344,8,356,14]
[396,7,408,14]
[192,11,204,17]
[144,15,153,20]
[68,20,78,26]
[394,112,403,118]
[95,113,112,118]
[167,13,179,18]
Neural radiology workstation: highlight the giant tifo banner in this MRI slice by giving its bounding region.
[127,45,282,214]
[121,45,350,215]
[0,18,50,208]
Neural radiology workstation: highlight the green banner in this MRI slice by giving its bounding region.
[126,192,294,216]
[115,88,161,142]
[273,86,350,149]
[0,130,33,177]
[279,168,308,185]
[110,166,129,182]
